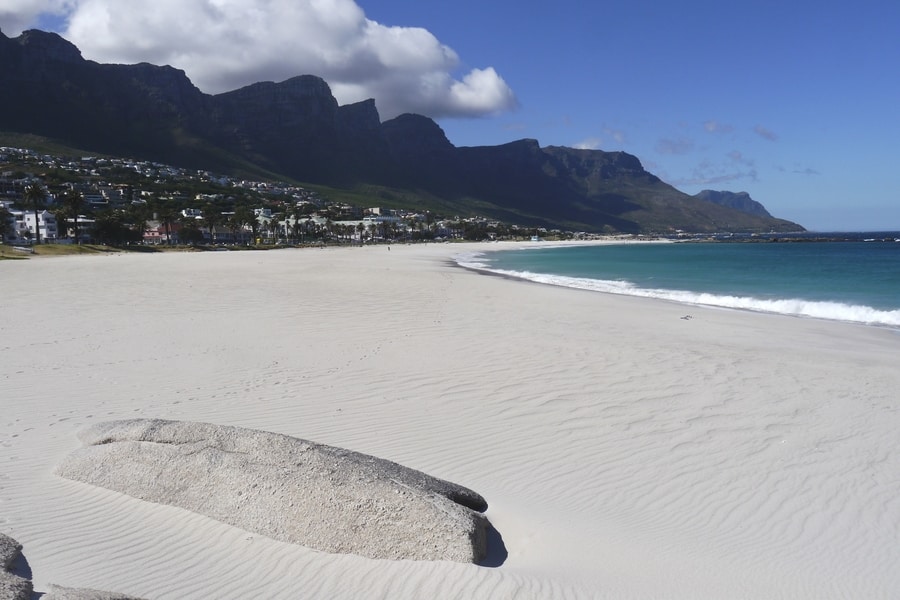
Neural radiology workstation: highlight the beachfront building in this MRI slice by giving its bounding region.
[67,216,94,243]
[8,208,58,242]
[143,220,182,245]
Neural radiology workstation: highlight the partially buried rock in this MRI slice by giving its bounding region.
[0,533,32,600]
[56,419,489,562]
[44,585,147,600]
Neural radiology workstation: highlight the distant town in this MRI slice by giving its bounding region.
[1,146,602,248]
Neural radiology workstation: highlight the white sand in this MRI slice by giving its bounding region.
[1,243,898,599]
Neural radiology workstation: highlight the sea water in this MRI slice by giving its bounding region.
[457,234,900,327]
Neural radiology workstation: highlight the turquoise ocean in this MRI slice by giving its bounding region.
[457,233,900,328]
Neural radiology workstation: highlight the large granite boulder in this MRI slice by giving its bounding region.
[57,419,489,562]
[0,533,32,600]
[43,585,145,599]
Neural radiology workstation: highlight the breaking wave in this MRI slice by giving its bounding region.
[455,252,900,328]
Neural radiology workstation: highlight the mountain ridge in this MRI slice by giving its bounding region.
[0,28,803,233]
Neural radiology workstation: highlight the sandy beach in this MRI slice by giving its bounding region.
[2,243,899,599]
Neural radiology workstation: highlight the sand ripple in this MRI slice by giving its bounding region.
[1,247,898,598]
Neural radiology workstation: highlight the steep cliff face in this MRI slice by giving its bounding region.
[1,27,83,69]
[693,190,773,218]
[335,99,392,180]
[0,29,210,159]
[0,29,805,233]
[383,113,454,158]
[208,76,341,178]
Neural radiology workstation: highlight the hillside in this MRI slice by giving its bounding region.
[0,28,803,234]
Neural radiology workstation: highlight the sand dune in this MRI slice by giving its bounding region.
[1,243,898,598]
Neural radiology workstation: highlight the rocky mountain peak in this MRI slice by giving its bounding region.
[382,114,454,152]
[694,190,773,218]
[0,29,804,234]
[14,29,83,63]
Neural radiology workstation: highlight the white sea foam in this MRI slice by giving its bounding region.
[456,254,900,327]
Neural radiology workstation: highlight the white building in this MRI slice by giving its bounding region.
[9,209,58,242]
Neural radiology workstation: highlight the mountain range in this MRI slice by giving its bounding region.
[0,28,803,234]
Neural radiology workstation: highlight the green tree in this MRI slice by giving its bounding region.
[150,198,178,245]
[179,213,204,245]
[202,202,222,243]
[267,216,282,243]
[288,205,304,244]
[53,204,71,242]
[124,202,152,243]
[59,189,85,243]
[92,210,141,246]
[0,206,14,242]
[23,183,46,244]
[226,212,244,244]
[248,212,261,244]
[231,205,256,244]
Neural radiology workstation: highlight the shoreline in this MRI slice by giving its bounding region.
[2,244,898,598]
[455,241,900,330]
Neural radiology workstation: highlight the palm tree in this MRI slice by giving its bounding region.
[289,205,304,244]
[202,202,221,243]
[230,205,254,245]
[267,216,280,243]
[23,183,46,244]
[149,197,178,245]
[125,202,152,243]
[248,213,261,244]
[291,217,302,244]
[0,206,14,242]
[226,212,243,244]
[59,189,84,243]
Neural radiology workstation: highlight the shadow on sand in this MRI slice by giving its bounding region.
[10,547,44,599]
[478,524,508,568]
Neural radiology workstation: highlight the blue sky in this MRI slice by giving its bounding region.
[359,0,900,231]
[3,0,898,230]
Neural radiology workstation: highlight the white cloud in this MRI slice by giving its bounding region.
[573,137,602,150]
[670,158,759,187]
[572,128,625,151]
[1,0,517,121]
[655,137,694,155]
[727,150,755,167]
[753,124,778,141]
[604,127,626,144]
[703,119,734,134]
[0,0,72,34]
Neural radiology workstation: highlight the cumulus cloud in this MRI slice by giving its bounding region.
[703,120,734,134]
[0,0,71,34]
[753,124,778,141]
[572,127,626,151]
[603,127,626,144]
[727,150,756,168]
[793,167,819,175]
[573,137,602,150]
[655,137,695,155]
[0,0,517,121]
[670,156,759,187]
